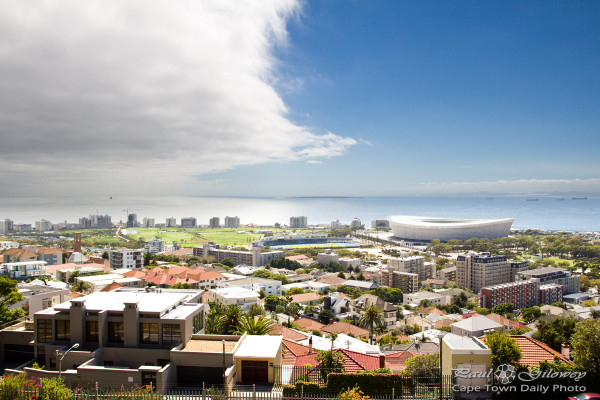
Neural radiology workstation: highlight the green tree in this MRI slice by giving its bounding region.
[571,318,600,378]
[171,283,192,289]
[101,250,109,260]
[318,309,334,324]
[144,252,152,267]
[221,258,235,268]
[402,354,439,377]
[521,306,542,323]
[70,280,93,294]
[234,315,276,335]
[314,350,345,382]
[285,287,305,296]
[485,330,522,368]
[358,304,384,344]
[0,276,25,325]
[491,303,514,316]
[533,316,578,351]
[218,304,244,334]
[287,302,300,319]
[551,301,568,310]
[247,303,266,318]
[454,292,469,308]
[264,295,287,312]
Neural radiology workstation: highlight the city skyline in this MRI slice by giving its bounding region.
[0,1,599,197]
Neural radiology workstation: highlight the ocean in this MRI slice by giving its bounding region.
[0,196,599,231]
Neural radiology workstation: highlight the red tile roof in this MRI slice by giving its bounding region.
[100,281,123,292]
[293,349,381,376]
[286,255,309,261]
[485,313,527,330]
[269,325,309,342]
[481,335,573,367]
[322,322,370,339]
[385,351,422,372]
[122,269,148,279]
[2,248,37,258]
[35,247,63,255]
[290,292,322,304]
[295,318,325,332]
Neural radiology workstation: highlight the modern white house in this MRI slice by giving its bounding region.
[208,287,260,310]
[0,261,48,280]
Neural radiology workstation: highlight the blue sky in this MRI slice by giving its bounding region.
[205,1,600,196]
[0,1,598,197]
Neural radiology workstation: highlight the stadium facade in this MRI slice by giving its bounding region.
[388,215,514,241]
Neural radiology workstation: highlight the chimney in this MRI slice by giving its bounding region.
[379,354,386,369]
[329,318,334,325]
[561,343,571,360]
[308,337,313,354]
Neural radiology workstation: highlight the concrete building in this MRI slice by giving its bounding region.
[388,256,434,282]
[109,249,143,270]
[224,216,240,228]
[456,252,511,293]
[539,284,564,305]
[18,224,32,232]
[1,248,38,263]
[194,244,284,267]
[0,241,19,250]
[510,261,529,281]
[143,218,155,228]
[90,215,112,228]
[350,294,397,328]
[515,266,580,294]
[1,261,48,281]
[388,215,514,241]
[126,214,139,228]
[371,219,390,229]
[75,274,142,292]
[330,219,343,229]
[437,265,456,282]
[480,279,540,309]
[404,290,448,306]
[1,219,14,232]
[209,217,220,228]
[35,219,53,232]
[79,217,92,228]
[180,217,197,228]
[217,276,282,296]
[341,280,378,291]
[350,218,362,228]
[339,258,361,270]
[208,287,260,310]
[166,217,177,228]
[145,238,165,255]
[317,249,339,265]
[36,247,63,266]
[450,316,503,338]
[440,333,492,386]
[381,269,419,294]
[289,216,307,229]
[15,283,70,317]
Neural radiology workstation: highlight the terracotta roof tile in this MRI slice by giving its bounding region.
[100,281,123,292]
[481,335,573,368]
[269,325,309,341]
[295,318,325,332]
[2,248,37,258]
[322,322,370,338]
[35,247,64,255]
[385,351,422,372]
[485,313,527,330]
[290,292,322,303]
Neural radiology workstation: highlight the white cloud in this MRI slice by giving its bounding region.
[0,0,355,196]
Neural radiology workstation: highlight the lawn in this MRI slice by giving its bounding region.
[123,228,262,247]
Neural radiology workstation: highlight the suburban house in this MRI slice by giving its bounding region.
[450,316,503,338]
[350,293,397,328]
[208,287,260,310]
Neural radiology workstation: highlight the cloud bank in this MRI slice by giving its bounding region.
[0,0,355,196]
[415,178,600,195]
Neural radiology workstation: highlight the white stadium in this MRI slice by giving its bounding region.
[388,215,514,241]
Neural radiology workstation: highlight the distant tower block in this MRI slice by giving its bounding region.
[74,233,82,252]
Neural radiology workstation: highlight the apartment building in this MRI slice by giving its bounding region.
[381,269,418,294]
[0,219,14,233]
[180,217,197,228]
[109,249,143,270]
[35,247,63,266]
[479,278,565,309]
[289,216,307,229]
[143,218,155,228]
[515,266,580,294]
[0,241,19,250]
[166,217,177,228]
[208,287,260,310]
[437,265,456,282]
[193,244,284,267]
[144,238,165,255]
[216,276,282,296]
[1,248,37,263]
[35,219,53,231]
[224,216,240,228]
[387,256,434,282]
[539,284,564,305]
[317,249,339,265]
[90,215,112,228]
[208,217,220,228]
[0,261,48,280]
[456,253,511,293]
[510,261,529,281]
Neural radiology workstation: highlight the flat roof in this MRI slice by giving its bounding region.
[212,287,260,299]
[443,333,490,351]
[451,316,503,332]
[235,335,282,359]
[51,291,195,314]
[183,338,238,353]
[519,266,566,276]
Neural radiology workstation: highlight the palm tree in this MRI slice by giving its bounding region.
[218,305,243,334]
[329,332,338,351]
[358,305,385,344]
[234,315,276,335]
[70,281,93,294]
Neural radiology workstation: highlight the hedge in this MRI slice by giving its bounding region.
[282,381,323,396]
[326,373,408,396]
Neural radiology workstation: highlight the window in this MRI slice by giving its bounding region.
[55,320,70,341]
[193,311,204,332]
[162,324,181,345]
[140,323,159,344]
[86,320,99,342]
[37,319,52,343]
[108,321,124,343]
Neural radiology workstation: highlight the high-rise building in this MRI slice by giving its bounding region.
[350,218,362,228]
[35,219,53,231]
[1,219,14,232]
[290,216,307,229]
[330,219,343,229]
[515,267,580,294]
[456,252,511,293]
[109,248,144,269]
[166,217,177,228]
[387,256,434,282]
[90,214,112,228]
[126,213,138,228]
[480,279,564,309]
[17,224,32,232]
[371,219,390,229]
[209,217,220,228]
[181,217,197,228]
[381,269,419,294]
[79,217,92,228]
[224,216,240,228]
[142,218,155,228]
[144,238,165,254]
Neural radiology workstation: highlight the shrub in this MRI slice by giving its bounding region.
[282,381,323,396]
[327,373,406,396]
[38,378,73,400]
